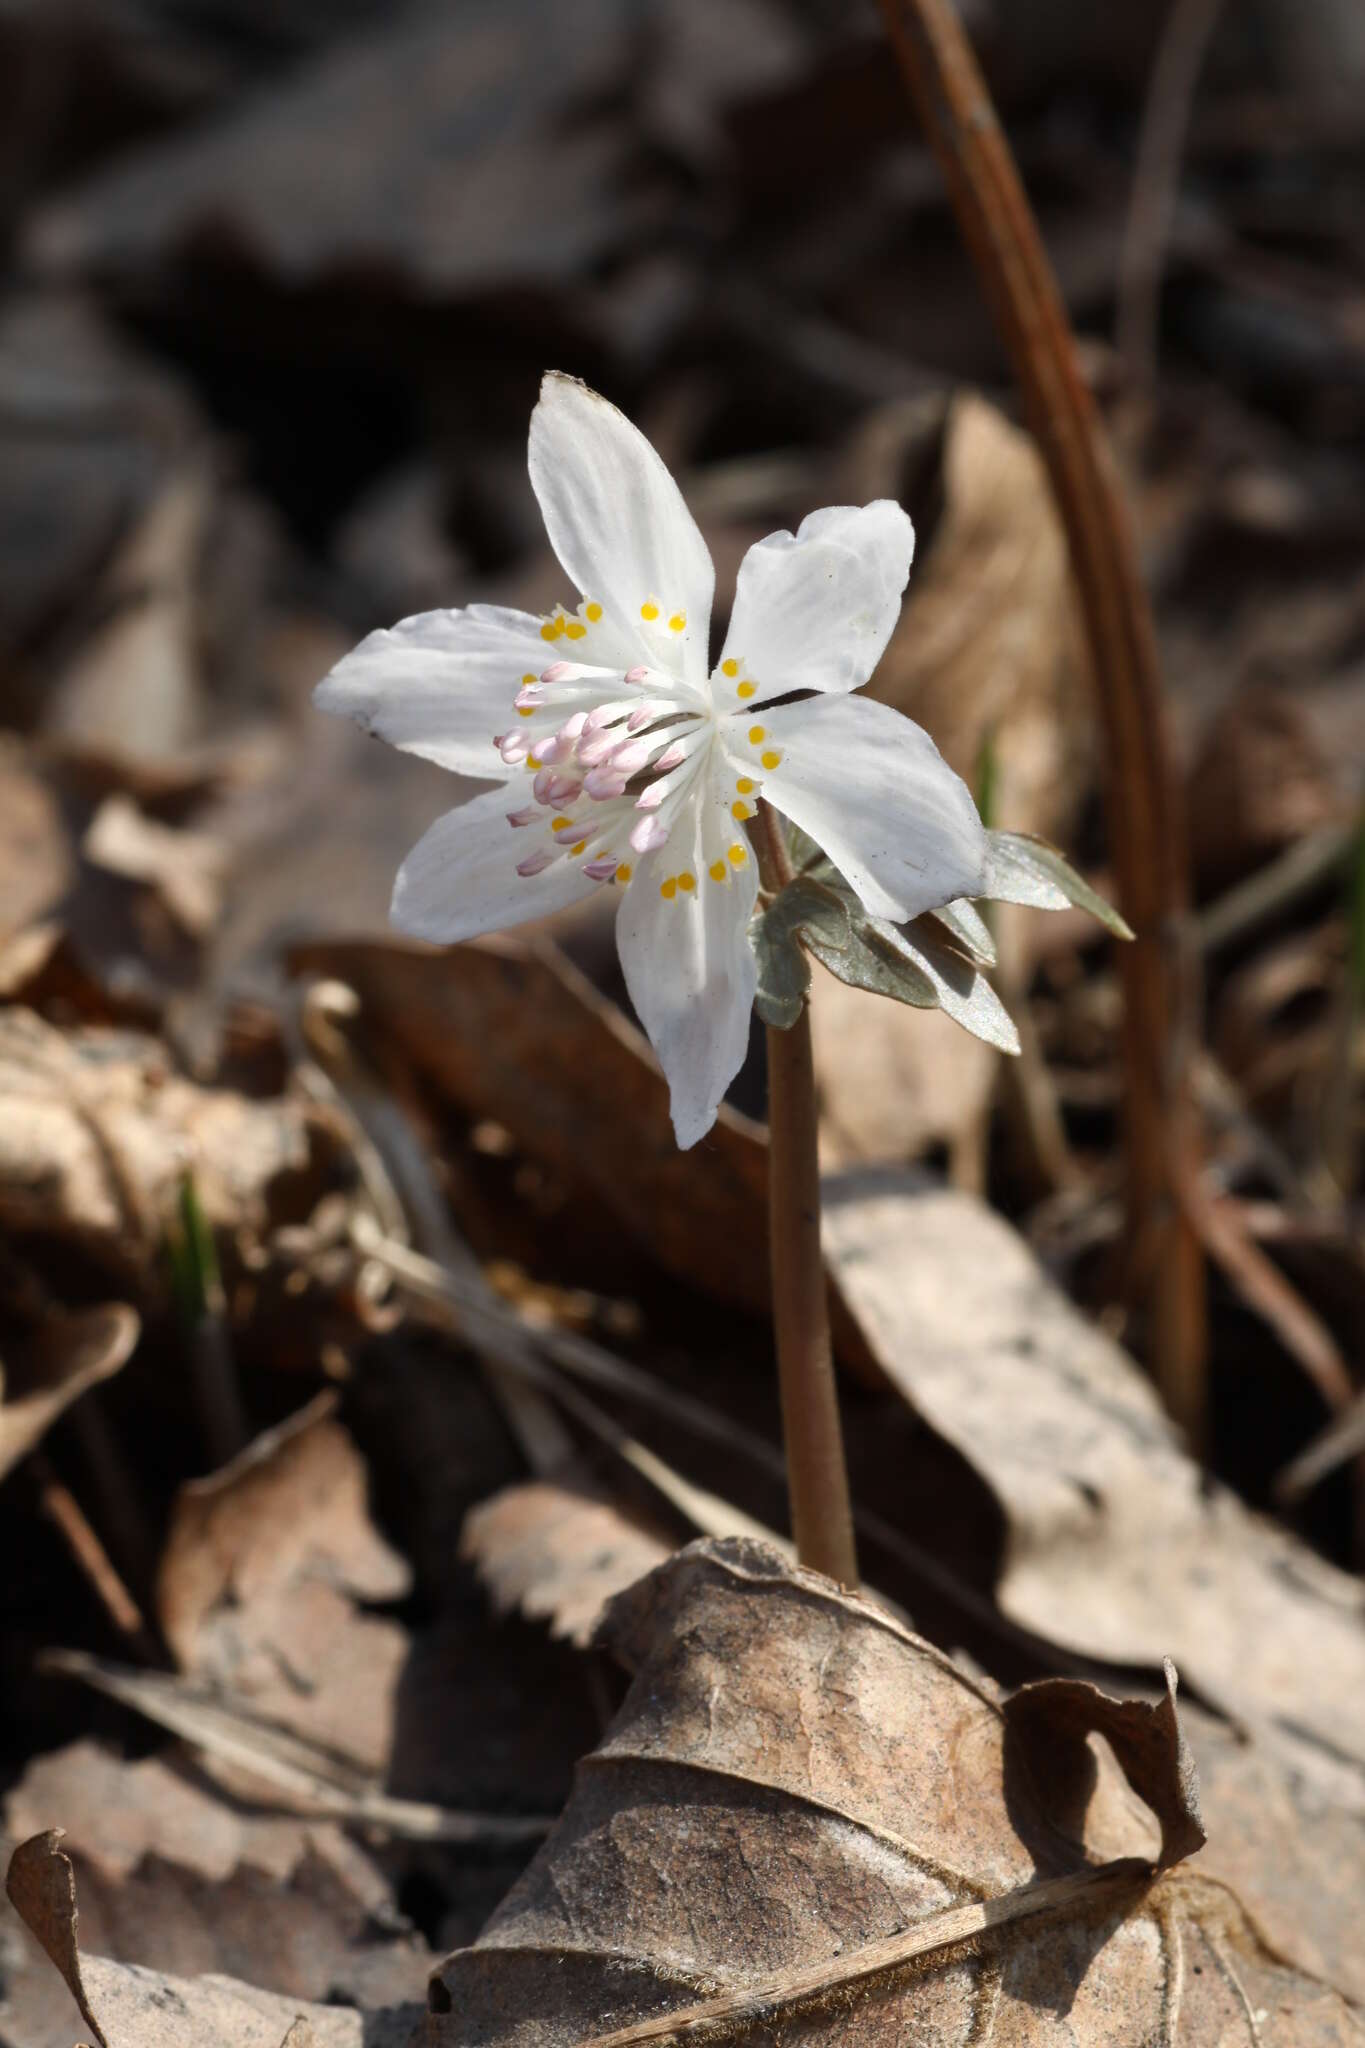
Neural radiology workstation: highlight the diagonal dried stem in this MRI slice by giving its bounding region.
[877,0,1208,1443]
[577,1861,1154,2046]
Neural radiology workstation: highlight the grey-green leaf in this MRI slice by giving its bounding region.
[984,831,1134,940]
[750,878,850,1028]
[930,897,997,966]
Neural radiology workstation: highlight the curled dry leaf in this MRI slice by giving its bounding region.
[0,1301,138,1481]
[5,1831,420,2048]
[428,1538,1355,2047]
[463,1480,675,1650]
[0,1007,320,1268]
[157,1395,410,1774]
[820,1173,1365,1793]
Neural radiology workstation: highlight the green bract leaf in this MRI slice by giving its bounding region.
[984,831,1134,940]
[750,877,850,1028]
[929,897,996,966]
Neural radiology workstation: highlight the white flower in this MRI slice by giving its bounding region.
[315,373,987,1147]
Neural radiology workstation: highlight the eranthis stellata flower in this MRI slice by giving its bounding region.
[316,373,988,1145]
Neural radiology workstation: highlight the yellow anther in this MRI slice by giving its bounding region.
[668,612,686,633]
[585,601,603,623]
[565,621,586,640]
[551,818,574,833]
[527,755,542,770]
[721,657,739,678]
[761,749,781,770]
[709,860,726,883]
[678,871,696,892]
[640,600,660,622]
[517,706,534,718]
[615,863,632,885]
[727,843,748,867]
[737,680,756,699]
[748,725,766,744]
[660,876,677,900]
[735,777,755,795]
[570,838,587,855]
[522,672,537,684]
[540,620,562,642]
[731,799,753,822]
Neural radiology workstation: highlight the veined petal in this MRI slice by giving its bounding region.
[615,756,759,1149]
[315,604,548,779]
[392,785,596,943]
[715,502,913,709]
[745,694,987,922]
[529,373,714,692]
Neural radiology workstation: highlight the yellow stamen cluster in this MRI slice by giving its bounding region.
[540,599,602,643]
[640,597,688,633]
[720,654,757,701]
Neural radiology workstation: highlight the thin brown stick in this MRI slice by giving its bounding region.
[1117,0,1229,381]
[577,1861,1152,2046]
[31,1455,159,1663]
[877,0,1208,1444]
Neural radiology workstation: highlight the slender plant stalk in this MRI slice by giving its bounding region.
[878,0,1209,1445]
[755,802,859,1587]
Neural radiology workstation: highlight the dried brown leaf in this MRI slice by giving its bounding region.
[427,1538,1354,2046]
[0,1301,138,1481]
[82,794,226,938]
[287,934,770,1314]
[821,1173,1365,1791]
[0,1007,320,1265]
[6,1830,420,2048]
[4,1740,429,2005]
[157,1395,409,1773]
[463,1480,675,1649]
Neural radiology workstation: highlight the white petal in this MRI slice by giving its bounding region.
[392,785,597,943]
[315,604,547,779]
[746,694,987,922]
[716,501,914,708]
[529,373,714,690]
[615,766,759,1149]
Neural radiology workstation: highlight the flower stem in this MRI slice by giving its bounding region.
[755,803,860,1588]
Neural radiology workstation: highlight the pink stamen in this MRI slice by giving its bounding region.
[514,685,544,709]
[585,702,615,731]
[584,768,628,800]
[560,711,588,740]
[635,781,665,811]
[506,805,539,827]
[649,742,684,772]
[540,661,571,683]
[583,856,618,881]
[498,734,529,765]
[630,815,670,854]
[627,707,652,732]
[577,731,616,767]
[517,848,555,877]
[548,775,582,807]
[624,665,649,684]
